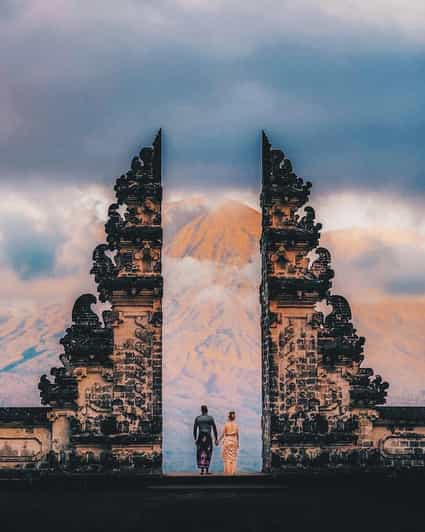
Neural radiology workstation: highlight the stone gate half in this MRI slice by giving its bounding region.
[260,131,425,471]
[36,131,162,472]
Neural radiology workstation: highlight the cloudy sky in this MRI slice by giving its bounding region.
[0,2,425,469]
[1,1,424,191]
[1,1,424,278]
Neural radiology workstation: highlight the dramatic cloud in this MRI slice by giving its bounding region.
[0,1,423,194]
[0,184,111,306]
[3,1,425,55]
[315,191,425,301]
[1,185,424,307]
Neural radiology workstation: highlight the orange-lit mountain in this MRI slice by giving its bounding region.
[166,200,260,266]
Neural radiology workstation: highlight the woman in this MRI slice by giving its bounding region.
[219,410,239,475]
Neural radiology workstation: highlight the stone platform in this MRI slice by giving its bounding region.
[0,472,424,532]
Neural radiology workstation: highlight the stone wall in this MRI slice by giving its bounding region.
[0,408,51,469]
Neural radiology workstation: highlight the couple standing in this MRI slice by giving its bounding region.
[193,405,239,475]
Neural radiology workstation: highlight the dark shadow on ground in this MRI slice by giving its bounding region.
[0,473,424,532]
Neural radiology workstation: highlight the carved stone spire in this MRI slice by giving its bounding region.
[96,130,163,470]
[37,131,163,472]
[60,294,113,367]
[260,131,388,472]
[38,292,114,408]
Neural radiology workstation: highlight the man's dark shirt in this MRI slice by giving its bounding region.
[193,414,218,441]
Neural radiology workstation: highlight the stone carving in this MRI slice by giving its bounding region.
[270,245,290,274]
[319,295,366,366]
[260,131,390,471]
[311,247,334,282]
[85,383,113,413]
[350,371,389,407]
[101,130,163,468]
[123,200,160,226]
[138,243,161,273]
[382,433,425,461]
[111,310,161,437]
[91,245,118,297]
[105,204,124,250]
[59,294,113,366]
[38,368,78,408]
[112,135,161,206]
[0,438,42,461]
[299,206,322,233]
[262,132,312,206]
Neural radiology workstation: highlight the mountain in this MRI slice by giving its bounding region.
[163,196,209,242]
[166,200,260,266]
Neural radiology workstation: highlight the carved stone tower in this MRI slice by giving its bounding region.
[102,129,163,466]
[38,131,163,472]
[260,132,388,472]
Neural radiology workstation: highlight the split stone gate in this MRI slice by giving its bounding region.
[0,130,424,472]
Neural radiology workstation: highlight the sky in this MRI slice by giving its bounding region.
[1,0,424,284]
[0,1,425,469]
[1,0,424,193]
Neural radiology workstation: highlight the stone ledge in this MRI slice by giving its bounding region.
[0,407,51,427]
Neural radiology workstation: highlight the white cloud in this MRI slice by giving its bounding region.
[166,187,259,211]
[0,192,48,231]
[2,183,425,307]
[316,0,425,43]
[0,183,111,303]
[54,185,112,272]
[315,190,425,234]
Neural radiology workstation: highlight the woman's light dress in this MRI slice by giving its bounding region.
[220,421,239,474]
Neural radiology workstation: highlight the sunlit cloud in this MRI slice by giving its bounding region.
[315,191,425,234]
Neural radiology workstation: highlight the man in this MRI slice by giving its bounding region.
[193,405,218,475]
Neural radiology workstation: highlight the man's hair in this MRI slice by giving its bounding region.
[201,405,208,414]
[229,411,236,421]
